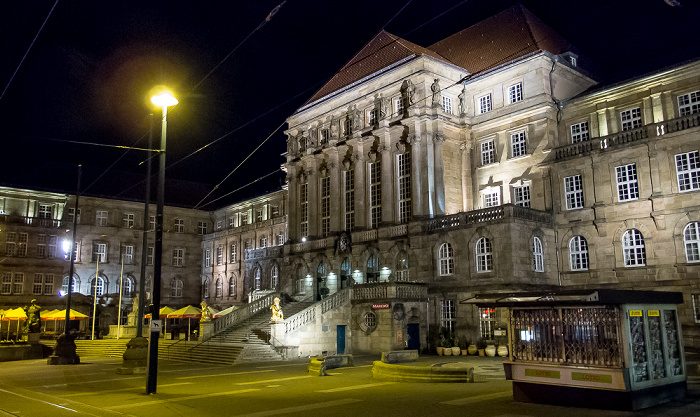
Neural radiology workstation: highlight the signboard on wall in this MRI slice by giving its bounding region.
[372,303,390,310]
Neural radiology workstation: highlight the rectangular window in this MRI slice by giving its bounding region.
[13,273,23,294]
[620,107,641,131]
[38,204,52,223]
[344,118,353,136]
[256,208,263,223]
[198,221,207,235]
[367,108,378,126]
[71,240,79,262]
[676,151,700,192]
[479,307,496,339]
[320,129,329,145]
[678,91,700,116]
[217,220,222,230]
[173,248,184,267]
[513,185,531,207]
[229,216,234,228]
[441,96,452,114]
[44,274,54,295]
[230,243,237,263]
[483,190,500,208]
[1,272,11,294]
[300,182,308,238]
[271,205,280,217]
[398,153,412,224]
[245,239,252,250]
[149,215,156,231]
[370,160,382,229]
[67,208,81,224]
[481,140,495,165]
[508,82,523,104]
[96,210,108,226]
[123,245,134,264]
[277,232,284,246]
[321,176,330,237]
[92,243,107,263]
[216,245,223,265]
[17,232,28,257]
[147,246,154,266]
[5,232,16,257]
[478,94,492,114]
[33,273,43,295]
[395,97,406,116]
[692,294,700,324]
[122,213,135,228]
[441,299,456,333]
[344,169,355,232]
[510,131,526,158]
[616,163,639,201]
[48,235,57,259]
[175,218,184,233]
[204,249,211,267]
[37,234,46,258]
[565,175,584,210]
[570,121,590,143]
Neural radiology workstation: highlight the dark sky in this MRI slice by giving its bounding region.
[0,0,698,209]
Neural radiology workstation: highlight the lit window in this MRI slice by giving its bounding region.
[478,94,492,114]
[616,164,639,201]
[510,131,526,158]
[675,151,700,192]
[476,237,492,272]
[678,91,700,116]
[321,176,330,237]
[483,189,500,208]
[513,185,530,207]
[507,83,523,104]
[369,161,382,229]
[684,222,700,263]
[622,229,646,267]
[565,175,584,210]
[397,153,412,224]
[438,243,454,276]
[481,140,495,165]
[569,236,589,271]
[570,122,589,143]
[533,237,544,272]
[344,169,355,231]
[91,277,104,296]
[620,108,641,131]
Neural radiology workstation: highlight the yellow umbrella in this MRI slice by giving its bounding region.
[167,305,203,339]
[2,308,26,341]
[145,306,174,337]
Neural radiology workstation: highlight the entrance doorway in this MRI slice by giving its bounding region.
[407,323,420,350]
[337,325,346,354]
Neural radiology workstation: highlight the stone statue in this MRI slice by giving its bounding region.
[458,85,467,115]
[431,78,441,106]
[330,117,339,138]
[25,299,41,333]
[270,297,284,322]
[407,80,415,104]
[200,301,211,322]
[352,105,361,130]
[375,93,387,120]
[132,294,140,318]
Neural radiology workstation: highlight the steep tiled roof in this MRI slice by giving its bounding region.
[428,5,572,75]
[302,30,449,107]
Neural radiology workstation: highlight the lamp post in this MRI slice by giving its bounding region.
[146,89,177,394]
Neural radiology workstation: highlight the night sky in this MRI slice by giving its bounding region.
[0,0,698,209]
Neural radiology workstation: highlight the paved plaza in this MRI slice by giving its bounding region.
[1,353,699,417]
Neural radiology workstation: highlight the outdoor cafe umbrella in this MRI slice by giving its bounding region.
[1,307,27,341]
[167,305,202,338]
[41,309,89,333]
[145,306,174,337]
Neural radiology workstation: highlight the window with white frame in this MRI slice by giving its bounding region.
[565,175,584,209]
[321,176,330,237]
[230,243,237,263]
[675,151,700,192]
[245,239,252,250]
[123,213,135,228]
[507,82,523,104]
[476,237,493,272]
[320,129,329,146]
[12,273,23,294]
[441,299,456,332]
[217,220,222,230]
[1,272,11,294]
[240,213,248,226]
[61,276,77,294]
[442,96,452,114]
[121,277,132,295]
[92,242,107,263]
[678,91,700,116]
[481,140,495,165]
[256,208,263,223]
[271,205,279,217]
[533,237,544,272]
[478,94,492,114]
[569,236,589,271]
[271,265,279,288]
[33,273,44,295]
[44,274,54,295]
[229,274,237,297]
[149,215,156,231]
[616,163,639,201]
[570,121,589,143]
[483,188,500,208]
[38,204,52,221]
[229,216,234,228]
[216,245,223,265]
[171,278,183,297]
[91,276,104,296]
[438,243,454,276]
[175,218,184,233]
[198,221,207,235]
[369,160,382,229]
[37,234,46,258]
[215,278,223,298]
[123,245,134,264]
[398,153,412,224]
[96,210,108,226]
[260,236,267,248]
[513,185,530,207]
[172,248,184,267]
[49,235,58,259]
[620,107,642,131]
[396,253,409,282]
[67,208,81,224]
[16,232,27,257]
[510,131,526,158]
[395,96,406,116]
[5,232,16,256]
[254,268,261,291]
[684,222,700,263]
[204,249,211,267]
[622,229,646,267]
[277,232,284,246]
[479,307,496,339]
[344,169,355,231]
[300,182,308,238]
[147,246,154,265]
[367,108,378,126]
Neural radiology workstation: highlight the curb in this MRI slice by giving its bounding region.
[371,360,474,383]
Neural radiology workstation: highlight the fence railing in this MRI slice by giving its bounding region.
[207,292,278,340]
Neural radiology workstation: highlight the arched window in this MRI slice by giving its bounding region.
[476,238,492,272]
[62,276,78,294]
[203,278,210,298]
[254,267,261,291]
[396,252,409,282]
[215,278,223,298]
[366,254,379,283]
[438,243,454,276]
[340,257,352,288]
[271,265,279,288]
[684,222,700,263]
[91,276,105,296]
[120,277,132,295]
[296,266,306,294]
[533,237,544,272]
[569,236,589,271]
[229,274,237,297]
[622,229,646,267]
[171,278,183,297]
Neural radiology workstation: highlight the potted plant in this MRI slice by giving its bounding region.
[458,335,468,356]
[442,334,453,355]
[477,338,487,356]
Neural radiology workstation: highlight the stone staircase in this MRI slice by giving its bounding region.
[41,338,130,358]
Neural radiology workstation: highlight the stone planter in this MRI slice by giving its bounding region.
[451,346,460,356]
[497,345,509,357]
[443,347,452,356]
[467,344,478,355]
[485,344,497,357]
[461,349,468,356]
[436,347,444,356]
[478,349,485,356]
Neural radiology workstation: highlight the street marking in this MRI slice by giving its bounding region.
[441,391,512,405]
[234,375,313,385]
[105,388,260,410]
[178,369,275,379]
[317,382,397,393]
[233,398,362,417]
[266,384,281,387]
[61,382,194,397]
[0,387,82,415]
[42,376,142,388]
[256,363,307,369]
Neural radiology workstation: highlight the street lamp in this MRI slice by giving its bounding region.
[146,88,177,394]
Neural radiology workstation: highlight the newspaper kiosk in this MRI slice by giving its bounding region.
[469,289,686,410]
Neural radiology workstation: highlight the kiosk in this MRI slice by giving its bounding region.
[467,289,686,410]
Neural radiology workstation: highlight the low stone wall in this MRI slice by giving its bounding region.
[308,354,354,375]
[372,361,474,382]
[0,344,46,362]
[381,350,419,363]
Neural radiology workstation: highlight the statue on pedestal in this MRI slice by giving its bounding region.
[201,301,211,322]
[270,297,284,322]
[25,299,41,333]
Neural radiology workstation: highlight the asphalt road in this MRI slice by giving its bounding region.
[1,355,699,417]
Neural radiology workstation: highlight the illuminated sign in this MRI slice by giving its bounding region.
[525,369,560,379]
[629,310,642,317]
[372,303,390,309]
[648,310,659,316]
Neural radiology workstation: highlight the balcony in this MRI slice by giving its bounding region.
[352,282,428,301]
[426,204,552,232]
[0,215,62,228]
[244,245,283,260]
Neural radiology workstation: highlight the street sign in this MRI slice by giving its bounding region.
[150,320,162,332]
[372,303,390,310]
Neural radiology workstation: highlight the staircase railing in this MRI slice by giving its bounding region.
[284,288,351,334]
[202,292,279,343]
